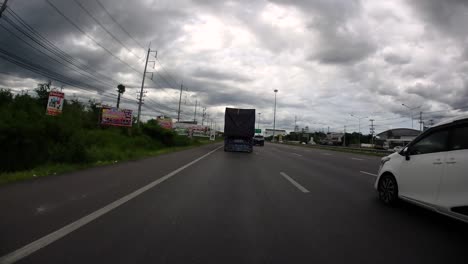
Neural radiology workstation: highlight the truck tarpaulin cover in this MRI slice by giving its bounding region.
[224,108,255,137]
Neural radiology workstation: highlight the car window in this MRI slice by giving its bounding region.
[410,129,448,155]
[450,124,468,150]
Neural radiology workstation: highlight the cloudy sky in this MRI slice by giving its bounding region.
[1,0,468,133]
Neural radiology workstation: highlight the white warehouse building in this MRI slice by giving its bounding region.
[264,129,287,137]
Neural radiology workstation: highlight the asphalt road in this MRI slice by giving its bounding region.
[1,142,467,264]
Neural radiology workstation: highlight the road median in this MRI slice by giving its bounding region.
[276,142,390,157]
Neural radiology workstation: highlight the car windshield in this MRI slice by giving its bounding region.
[1,1,467,263]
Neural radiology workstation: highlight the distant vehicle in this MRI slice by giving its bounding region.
[375,114,468,223]
[253,135,264,146]
[224,108,255,153]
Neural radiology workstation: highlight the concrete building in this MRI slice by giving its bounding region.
[375,128,421,150]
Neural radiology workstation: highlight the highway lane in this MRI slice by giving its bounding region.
[0,143,223,256]
[1,143,467,263]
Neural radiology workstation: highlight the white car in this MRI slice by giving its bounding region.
[375,114,468,223]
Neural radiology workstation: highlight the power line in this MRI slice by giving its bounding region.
[94,0,145,50]
[71,0,142,60]
[1,6,176,116]
[5,8,120,86]
[0,19,113,90]
[44,0,142,75]
[156,59,180,87]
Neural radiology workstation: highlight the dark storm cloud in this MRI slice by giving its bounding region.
[0,0,188,90]
[311,38,375,65]
[191,68,253,83]
[384,53,411,65]
[408,0,468,39]
[270,0,376,65]
[2,0,468,132]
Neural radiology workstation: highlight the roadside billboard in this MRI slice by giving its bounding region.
[157,118,173,130]
[101,107,133,127]
[173,122,210,137]
[46,91,64,116]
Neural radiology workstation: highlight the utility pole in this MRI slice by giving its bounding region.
[177,84,183,122]
[193,99,198,124]
[370,119,375,146]
[137,46,156,127]
[202,107,206,126]
[0,0,8,18]
[419,111,423,131]
[343,125,346,147]
[257,112,261,130]
[294,115,297,132]
[272,89,278,142]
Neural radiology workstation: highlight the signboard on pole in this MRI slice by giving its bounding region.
[157,118,173,130]
[101,107,133,127]
[209,130,216,141]
[46,91,64,116]
[173,122,210,137]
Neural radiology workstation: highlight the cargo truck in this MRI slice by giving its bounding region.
[224,107,255,152]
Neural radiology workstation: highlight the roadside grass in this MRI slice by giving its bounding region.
[0,139,221,186]
[279,142,389,157]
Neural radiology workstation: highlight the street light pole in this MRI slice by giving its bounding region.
[402,103,421,129]
[272,89,278,142]
[350,114,368,148]
[257,112,261,130]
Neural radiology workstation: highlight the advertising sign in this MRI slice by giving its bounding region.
[173,122,210,137]
[101,107,133,127]
[157,118,173,130]
[46,91,64,116]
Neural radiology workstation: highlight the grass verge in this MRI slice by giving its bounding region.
[0,139,221,186]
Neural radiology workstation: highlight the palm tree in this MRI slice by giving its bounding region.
[116,84,125,108]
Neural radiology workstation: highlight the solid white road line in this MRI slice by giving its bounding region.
[292,153,302,157]
[0,146,223,264]
[360,171,378,177]
[351,158,364,161]
[280,172,310,193]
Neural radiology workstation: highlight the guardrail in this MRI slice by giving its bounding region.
[277,141,393,156]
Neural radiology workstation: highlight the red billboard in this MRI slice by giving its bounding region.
[101,107,133,127]
[157,118,173,130]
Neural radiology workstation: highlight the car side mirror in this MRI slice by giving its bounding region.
[403,147,410,161]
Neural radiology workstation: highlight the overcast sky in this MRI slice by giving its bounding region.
[1,0,468,133]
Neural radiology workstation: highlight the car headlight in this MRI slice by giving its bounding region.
[380,156,391,166]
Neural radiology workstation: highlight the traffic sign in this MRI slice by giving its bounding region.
[255,129,262,133]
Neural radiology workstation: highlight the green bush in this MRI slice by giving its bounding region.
[0,89,198,173]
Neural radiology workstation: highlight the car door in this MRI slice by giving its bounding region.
[437,123,468,214]
[398,128,449,205]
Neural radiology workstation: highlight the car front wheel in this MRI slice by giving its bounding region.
[378,174,399,205]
